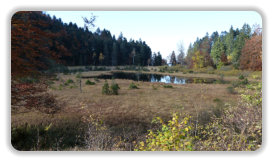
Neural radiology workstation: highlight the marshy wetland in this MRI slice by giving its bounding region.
[11,66,262,151]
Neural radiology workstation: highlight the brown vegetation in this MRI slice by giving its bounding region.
[240,33,262,71]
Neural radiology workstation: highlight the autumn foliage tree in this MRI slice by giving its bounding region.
[11,11,69,78]
[11,11,69,113]
[240,30,262,71]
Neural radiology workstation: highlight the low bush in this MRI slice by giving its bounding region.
[66,79,74,84]
[129,82,139,89]
[163,84,173,88]
[102,81,110,95]
[216,62,225,70]
[110,81,120,95]
[135,113,193,151]
[102,80,120,95]
[238,74,245,80]
[85,80,95,85]
[241,78,249,85]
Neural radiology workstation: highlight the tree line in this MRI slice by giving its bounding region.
[170,24,262,71]
[11,11,153,78]
[11,11,262,79]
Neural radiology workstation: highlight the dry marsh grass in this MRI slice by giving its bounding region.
[45,73,239,125]
[11,71,243,150]
[12,73,238,126]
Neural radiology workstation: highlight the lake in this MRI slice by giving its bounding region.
[83,72,219,84]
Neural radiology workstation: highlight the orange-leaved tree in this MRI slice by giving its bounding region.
[11,11,70,113]
[239,28,262,71]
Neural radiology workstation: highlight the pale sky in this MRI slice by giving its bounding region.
[45,11,262,59]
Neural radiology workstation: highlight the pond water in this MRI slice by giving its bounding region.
[84,72,218,84]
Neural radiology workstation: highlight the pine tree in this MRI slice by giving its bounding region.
[169,51,177,66]
[211,37,225,66]
[112,42,118,66]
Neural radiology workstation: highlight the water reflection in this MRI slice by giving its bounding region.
[151,75,187,84]
[90,72,217,85]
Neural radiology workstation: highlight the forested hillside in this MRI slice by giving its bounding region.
[184,24,262,71]
[11,11,152,76]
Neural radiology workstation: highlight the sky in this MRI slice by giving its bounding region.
[45,11,262,59]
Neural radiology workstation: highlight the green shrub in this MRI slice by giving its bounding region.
[102,81,110,95]
[238,74,245,80]
[163,84,173,88]
[102,80,120,95]
[213,98,221,102]
[217,62,224,70]
[129,82,139,89]
[66,79,74,84]
[135,113,193,151]
[110,80,120,95]
[241,78,249,85]
[85,80,95,85]
[64,79,74,86]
